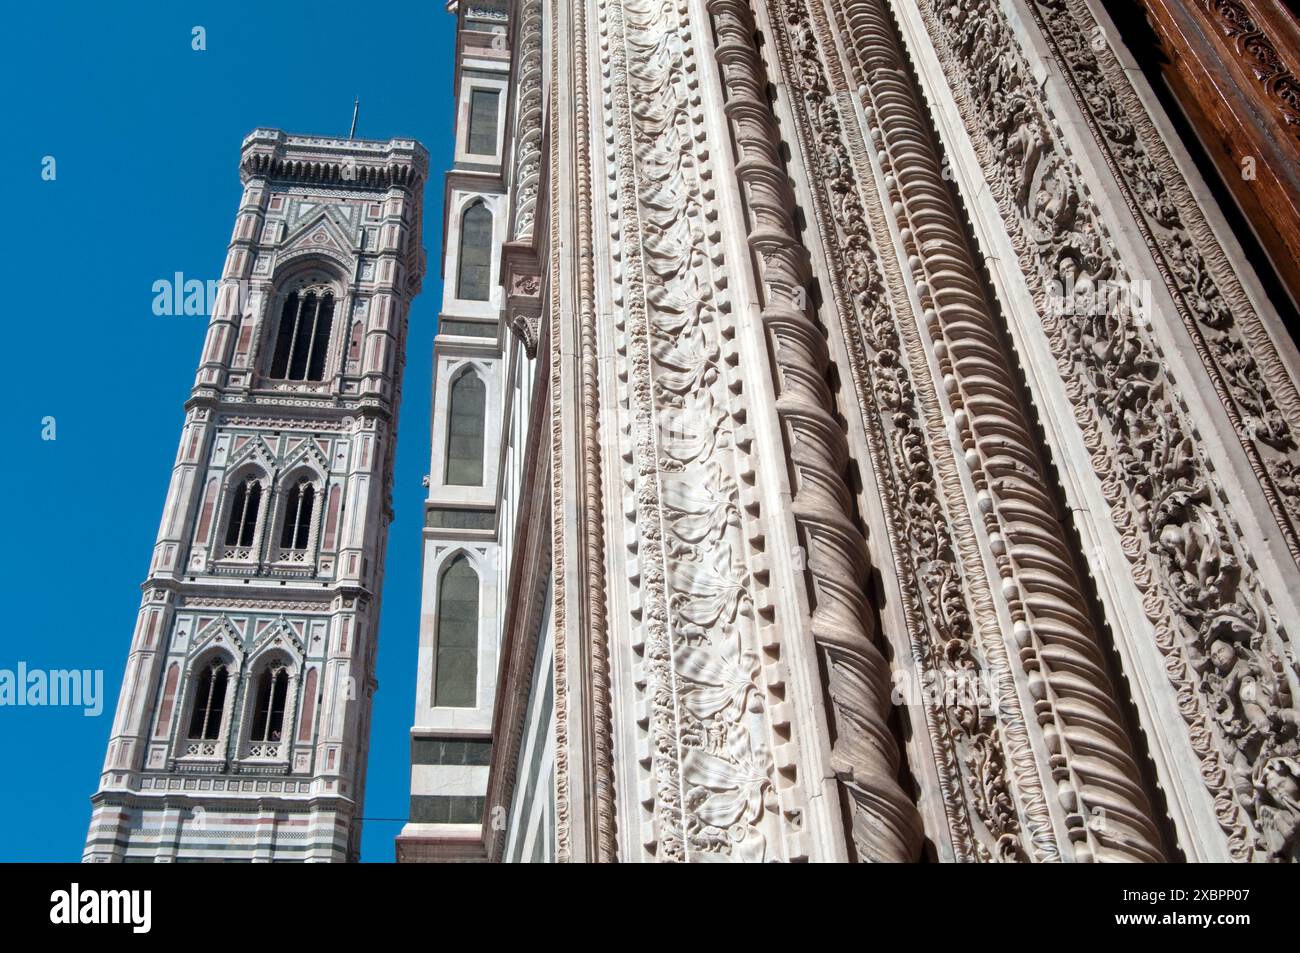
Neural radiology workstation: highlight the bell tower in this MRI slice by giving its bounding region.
[84,129,427,862]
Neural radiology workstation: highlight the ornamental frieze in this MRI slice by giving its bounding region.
[1024,0,1300,568]
[916,0,1300,861]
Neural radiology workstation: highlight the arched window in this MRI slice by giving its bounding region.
[457,201,492,301]
[279,481,316,550]
[186,659,229,741]
[434,555,479,708]
[249,663,290,743]
[270,289,335,381]
[445,369,486,486]
[224,478,262,548]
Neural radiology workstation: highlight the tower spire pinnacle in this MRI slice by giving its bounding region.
[349,96,360,140]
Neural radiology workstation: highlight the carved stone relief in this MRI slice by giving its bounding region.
[1024,0,1300,572]
[572,0,618,863]
[706,0,925,861]
[510,0,545,242]
[770,0,1043,862]
[768,0,1173,862]
[598,0,802,861]
[548,0,573,863]
[915,0,1300,860]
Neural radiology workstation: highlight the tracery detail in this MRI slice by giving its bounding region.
[771,0,1045,862]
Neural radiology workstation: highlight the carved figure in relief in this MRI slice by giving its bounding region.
[1029,156,1089,261]
[1037,0,1300,560]
[1154,491,1239,614]
[1202,636,1294,738]
[1199,625,1300,855]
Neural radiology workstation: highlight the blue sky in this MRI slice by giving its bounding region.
[0,1,456,861]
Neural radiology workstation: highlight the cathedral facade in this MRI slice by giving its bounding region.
[90,0,1300,863]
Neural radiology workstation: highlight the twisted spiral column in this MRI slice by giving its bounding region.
[709,0,924,861]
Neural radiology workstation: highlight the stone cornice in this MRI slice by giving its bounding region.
[240,129,429,193]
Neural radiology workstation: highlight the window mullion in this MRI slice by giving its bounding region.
[200,668,214,740]
[287,292,307,379]
[196,672,211,739]
[301,294,320,380]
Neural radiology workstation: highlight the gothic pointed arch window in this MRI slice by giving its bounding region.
[270,287,335,381]
[279,480,316,551]
[446,368,486,486]
[223,477,263,549]
[434,554,479,708]
[186,658,230,741]
[248,661,290,745]
[456,201,493,301]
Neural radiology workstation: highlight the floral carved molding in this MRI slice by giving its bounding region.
[598,0,811,861]
[771,0,1172,862]
[915,0,1300,860]
[510,0,545,242]
[1025,0,1300,568]
[771,0,1043,862]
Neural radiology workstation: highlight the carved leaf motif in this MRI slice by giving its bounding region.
[682,748,771,833]
[675,640,762,723]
